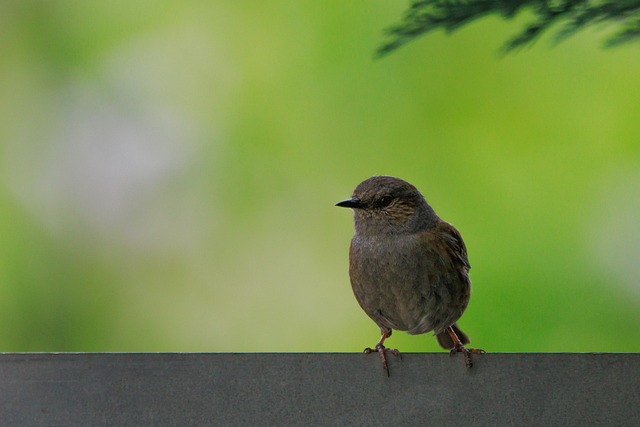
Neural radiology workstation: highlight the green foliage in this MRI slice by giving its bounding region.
[0,1,639,353]
[378,0,640,56]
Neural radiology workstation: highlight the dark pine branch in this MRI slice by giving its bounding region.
[377,0,640,57]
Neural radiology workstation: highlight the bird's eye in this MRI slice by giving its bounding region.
[378,196,393,207]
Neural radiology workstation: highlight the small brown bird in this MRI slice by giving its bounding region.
[336,176,483,375]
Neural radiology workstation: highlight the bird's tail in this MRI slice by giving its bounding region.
[436,323,470,350]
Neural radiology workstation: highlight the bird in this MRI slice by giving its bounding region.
[336,176,484,375]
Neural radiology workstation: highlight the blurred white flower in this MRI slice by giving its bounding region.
[588,167,640,298]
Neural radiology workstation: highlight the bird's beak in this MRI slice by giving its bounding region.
[335,197,364,209]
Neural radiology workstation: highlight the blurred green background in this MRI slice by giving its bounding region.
[1,1,638,353]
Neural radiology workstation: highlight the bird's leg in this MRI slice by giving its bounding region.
[364,330,401,376]
[446,326,485,368]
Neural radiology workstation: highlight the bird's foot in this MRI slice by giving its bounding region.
[449,344,485,368]
[364,343,402,376]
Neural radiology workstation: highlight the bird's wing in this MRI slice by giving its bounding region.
[434,220,470,271]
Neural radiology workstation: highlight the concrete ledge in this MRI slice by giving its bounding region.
[1,353,638,426]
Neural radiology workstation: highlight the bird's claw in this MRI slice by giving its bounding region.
[364,343,401,376]
[449,344,485,368]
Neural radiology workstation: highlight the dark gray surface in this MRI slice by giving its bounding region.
[0,353,638,426]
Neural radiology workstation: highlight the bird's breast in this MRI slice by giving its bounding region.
[349,234,427,329]
[350,234,420,276]
[348,230,470,334]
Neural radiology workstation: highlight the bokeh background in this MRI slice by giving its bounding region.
[1,1,639,353]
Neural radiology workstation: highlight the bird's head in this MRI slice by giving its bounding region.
[336,176,437,236]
